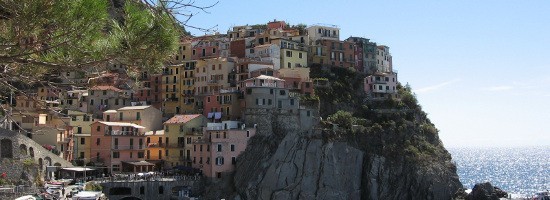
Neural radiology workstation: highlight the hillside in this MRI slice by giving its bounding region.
[205,66,462,200]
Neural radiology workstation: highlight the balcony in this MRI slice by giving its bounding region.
[245,82,278,87]
[147,143,166,148]
[105,130,141,136]
[166,97,179,102]
[179,157,191,162]
[112,145,140,150]
[207,80,219,85]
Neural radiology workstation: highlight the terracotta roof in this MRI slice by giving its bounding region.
[164,114,202,124]
[89,86,123,92]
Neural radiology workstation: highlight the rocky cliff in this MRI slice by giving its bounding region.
[205,67,462,200]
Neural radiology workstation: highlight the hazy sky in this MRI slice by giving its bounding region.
[183,0,550,147]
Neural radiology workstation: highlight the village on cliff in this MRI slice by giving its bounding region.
[0,20,400,199]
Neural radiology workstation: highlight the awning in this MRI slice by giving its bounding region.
[207,112,214,118]
[61,167,95,172]
[214,112,222,119]
[122,161,155,166]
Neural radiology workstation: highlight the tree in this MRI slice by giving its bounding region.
[0,0,217,91]
[0,0,217,120]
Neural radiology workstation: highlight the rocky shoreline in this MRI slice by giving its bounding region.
[454,182,509,200]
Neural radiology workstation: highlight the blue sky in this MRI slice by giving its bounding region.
[182,0,550,147]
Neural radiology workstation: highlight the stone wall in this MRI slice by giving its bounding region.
[0,128,73,173]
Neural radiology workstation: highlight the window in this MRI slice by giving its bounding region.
[246,131,250,137]
[102,90,107,95]
[217,144,222,152]
[80,138,85,145]
[299,52,303,59]
[165,150,169,157]
[279,90,286,95]
[200,145,203,152]
[213,48,216,53]
[136,112,140,120]
[232,157,237,165]
[138,152,144,158]
[286,51,292,57]
[77,127,82,134]
[159,186,164,194]
[119,113,123,121]
[270,89,273,94]
[288,62,291,68]
[230,144,235,152]
[130,152,133,158]
[165,126,169,132]
[290,99,294,106]
[140,186,145,195]
[79,152,84,158]
[215,156,224,165]
[223,132,227,139]
[90,99,94,105]
[112,152,120,158]
[96,138,100,145]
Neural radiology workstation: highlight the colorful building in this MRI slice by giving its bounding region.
[87,86,132,119]
[67,110,95,165]
[163,114,208,167]
[364,72,399,99]
[191,121,256,179]
[90,121,148,173]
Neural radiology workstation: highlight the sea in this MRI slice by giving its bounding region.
[448,146,550,198]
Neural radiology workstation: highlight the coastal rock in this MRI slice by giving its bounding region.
[466,182,508,200]
[210,127,462,200]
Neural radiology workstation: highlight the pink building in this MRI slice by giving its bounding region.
[364,72,399,99]
[191,121,256,179]
[90,121,150,173]
[191,35,222,60]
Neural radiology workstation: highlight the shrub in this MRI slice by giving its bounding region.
[85,182,103,191]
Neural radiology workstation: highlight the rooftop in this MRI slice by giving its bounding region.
[89,86,123,92]
[118,105,151,111]
[144,130,165,136]
[98,121,145,129]
[246,75,284,82]
[164,114,203,124]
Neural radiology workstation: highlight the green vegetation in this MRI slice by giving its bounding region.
[85,182,103,191]
[313,66,451,165]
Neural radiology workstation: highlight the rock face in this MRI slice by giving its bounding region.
[465,182,508,200]
[234,131,363,200]
[204,67,463,200]
[211,126,462,200]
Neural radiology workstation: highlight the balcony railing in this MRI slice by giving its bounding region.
[105,130,141,136]
[147,143,166,148]
[112,145,140,150]
[245,82,278,87]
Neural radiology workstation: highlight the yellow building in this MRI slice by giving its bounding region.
[272,38,308,69]
[163,114,207,167]
[67,110,95,165]
[145,130,166,169]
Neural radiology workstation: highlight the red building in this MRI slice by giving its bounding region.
[230,39,246,58]
[191,35,222,60]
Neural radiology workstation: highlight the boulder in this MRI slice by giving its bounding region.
[466,182,508,200]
